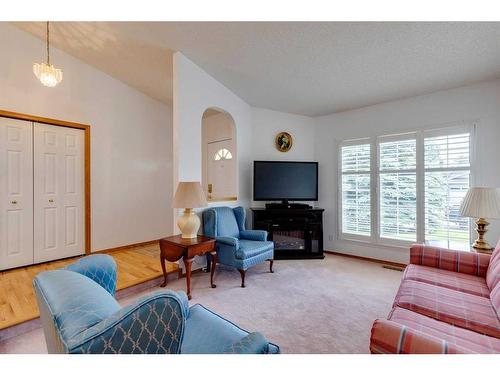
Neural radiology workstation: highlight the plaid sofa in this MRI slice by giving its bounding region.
[370,241,500,354]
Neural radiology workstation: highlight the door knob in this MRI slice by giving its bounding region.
[11,200,17,204]
[49,199,54,203]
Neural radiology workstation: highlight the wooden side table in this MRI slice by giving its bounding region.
[159,235,216,300]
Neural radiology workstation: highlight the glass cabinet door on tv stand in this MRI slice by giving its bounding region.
[251,207,324,260]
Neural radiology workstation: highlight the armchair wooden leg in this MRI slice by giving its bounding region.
[238,269,246,288]
[268,259,274,273]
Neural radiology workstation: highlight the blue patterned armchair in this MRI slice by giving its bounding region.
[33,254,279,354]
[203,206,274,287]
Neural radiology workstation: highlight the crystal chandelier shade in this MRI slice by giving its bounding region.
[33,22,63,87]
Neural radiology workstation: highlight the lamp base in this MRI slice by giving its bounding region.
[177,208,200,239]
[472,218,493,253]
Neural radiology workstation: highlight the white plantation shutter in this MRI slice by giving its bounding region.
[341,143,371,236]
[424,133,470,169]
[378,136,417,242]
[424,132,470,249]
[338,126,472,250]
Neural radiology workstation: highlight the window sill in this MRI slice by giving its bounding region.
[337,236,411,250]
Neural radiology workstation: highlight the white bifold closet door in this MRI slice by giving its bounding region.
[0,118,34,269]
[33,123,85,263]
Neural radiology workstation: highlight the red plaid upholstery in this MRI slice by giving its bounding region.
[394,279,500,338]
[486,241,500,318]
[491,286,500,319]
[370,318,465,354]
[486,241,500,291]
[371,243,500,354]
[403,264,490,298]
[388,307,500,353]
[410,244,490,277]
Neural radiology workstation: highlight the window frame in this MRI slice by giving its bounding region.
[422,125,474,249]
[338,138,374,243]
[376,132,418,247]
[338,122,476,249]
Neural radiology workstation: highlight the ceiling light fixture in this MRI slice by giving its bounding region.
[33,21,63,87]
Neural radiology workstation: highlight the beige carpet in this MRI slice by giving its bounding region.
[0,254,403,354]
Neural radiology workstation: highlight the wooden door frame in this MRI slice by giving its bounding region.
[0,109,91,255]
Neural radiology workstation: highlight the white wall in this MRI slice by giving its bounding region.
[250,107,317,207]
[173,52,253,213]
[315,79,500,264]
[173,52,256,270]
[250,107,315,161]
[0,23,174,252]
[173,55,320,272]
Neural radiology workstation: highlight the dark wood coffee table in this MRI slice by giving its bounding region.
[159,235,216,300]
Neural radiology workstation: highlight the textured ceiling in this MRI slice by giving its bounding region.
[13,22,500,116]
[13,22,174,105]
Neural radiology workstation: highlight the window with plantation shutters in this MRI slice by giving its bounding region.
[424,132,470,249]
[340,142,371,237]
[378,136,417,242]
[338,125,472,250]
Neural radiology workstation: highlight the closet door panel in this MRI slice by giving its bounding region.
[34,123,84,263]
[0,118,34,270]
[60,128,84,255]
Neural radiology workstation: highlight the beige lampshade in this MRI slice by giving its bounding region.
[459,187,500,219]
[172,181,207,208]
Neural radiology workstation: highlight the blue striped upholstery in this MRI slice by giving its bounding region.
[34,254,279,354]
[215,207,241,238]
[202,206,274,280]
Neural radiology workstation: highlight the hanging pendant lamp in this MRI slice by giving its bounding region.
[33,21,63,87]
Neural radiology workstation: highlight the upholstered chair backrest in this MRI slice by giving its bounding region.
[233,206,246,231]
[205,206,241,238]
[33,270,122,353]
[64,254,117,296]
[486,239,500,291]
[202,208,217,237]
[487,240,500,316]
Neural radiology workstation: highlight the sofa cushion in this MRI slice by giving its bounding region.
[403,264,490,298]
[389,307,500,353]
[370,318,466,354]
[235,240,274,260]
[486,240,500,291]
[181,304,279,354]
[394,279,500,338]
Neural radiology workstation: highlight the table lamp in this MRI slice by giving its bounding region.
[459,187,500,252]
[173,181,208,239]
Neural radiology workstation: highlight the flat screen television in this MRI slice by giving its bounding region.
[253,161,318,202]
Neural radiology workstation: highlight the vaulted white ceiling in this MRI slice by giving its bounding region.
[13,22,500,116]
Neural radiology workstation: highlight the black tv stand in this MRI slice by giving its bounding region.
[251,207,324,260]
[265,202,312,210]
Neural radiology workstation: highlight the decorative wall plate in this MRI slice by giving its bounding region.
[275,131,293,152]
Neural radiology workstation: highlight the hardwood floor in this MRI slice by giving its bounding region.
[0,242,178,330]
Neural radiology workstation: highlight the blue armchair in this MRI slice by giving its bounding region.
[203,206,274,287]
[33,254,279,354]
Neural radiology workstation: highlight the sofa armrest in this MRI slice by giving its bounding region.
[67,291,188,354]
[219,332,270,354]
[240,230,268,242]
[216,236,240,250]
[370,319,467,354]
[410,244,490,277]
[64,254,117,295]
